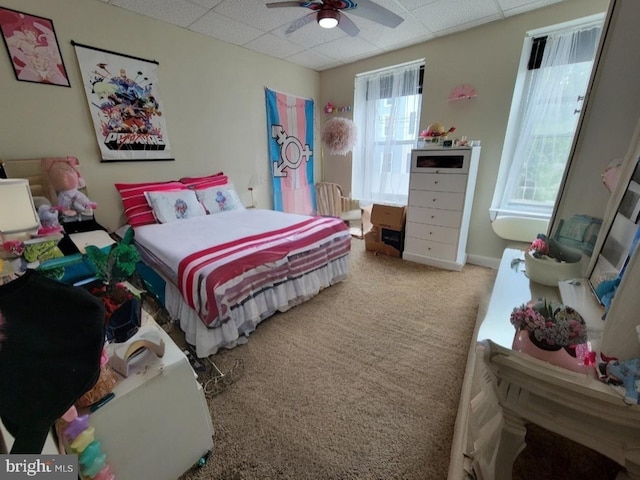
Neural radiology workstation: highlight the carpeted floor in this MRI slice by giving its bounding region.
[163,238,620,480]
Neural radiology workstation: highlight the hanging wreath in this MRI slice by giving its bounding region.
[322,117,357,156]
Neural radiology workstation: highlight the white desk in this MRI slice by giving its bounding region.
[59,312,214,479]
[459,248,640,480]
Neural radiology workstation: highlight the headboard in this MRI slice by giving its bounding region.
[0,157,88,206]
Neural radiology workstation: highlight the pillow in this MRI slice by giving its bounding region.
[144,189,207,224]
[195,182,245,214]
[115,180,184,227]
[179,172,227,187]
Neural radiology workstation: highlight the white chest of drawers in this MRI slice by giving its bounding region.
[403,146,480,271]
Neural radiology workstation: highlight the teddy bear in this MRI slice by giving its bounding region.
[45,157,97,216]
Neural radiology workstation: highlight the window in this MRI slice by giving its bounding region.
[490,15,604,227]
[352,60,424,206]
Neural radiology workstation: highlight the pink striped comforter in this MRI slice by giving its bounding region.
[176,215,350,328]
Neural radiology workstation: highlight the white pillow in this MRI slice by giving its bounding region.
[195,183,245,214]
[144,189,206,223]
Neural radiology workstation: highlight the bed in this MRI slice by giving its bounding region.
[116,175,351,358]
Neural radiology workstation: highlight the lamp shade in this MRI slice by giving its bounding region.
[317,10,339,29]
[0,179,39,238]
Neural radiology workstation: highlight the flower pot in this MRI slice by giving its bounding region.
[89,282,142,343]
[527,331,563,351]
[106,297,141,343]
[524,251,583,286]
[512,329,594,376]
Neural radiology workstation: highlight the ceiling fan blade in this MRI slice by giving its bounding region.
[338,13,360,37]
[266,1,320,9]
[285,12,317,35]
[348,0,404,28]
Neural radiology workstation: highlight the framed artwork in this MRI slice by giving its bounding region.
[72,41,174,162]
[0,7,70,87]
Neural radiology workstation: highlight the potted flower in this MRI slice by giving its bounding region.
[85,227,142,343]
[510,298,587,352]
[524,234,583,286]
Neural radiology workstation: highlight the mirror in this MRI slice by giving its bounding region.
[589,159,640,313]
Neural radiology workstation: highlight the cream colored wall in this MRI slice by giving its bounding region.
[0,0,319,232]
[319,0,609,264]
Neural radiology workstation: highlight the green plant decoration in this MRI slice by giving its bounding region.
[85,227,141,290]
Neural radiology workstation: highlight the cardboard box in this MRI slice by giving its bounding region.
[370,203,406,231]
[364,204,406,257]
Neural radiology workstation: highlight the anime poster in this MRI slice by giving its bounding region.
[265,88,314,214]
[0,7,70,87]
[73,42,173,162]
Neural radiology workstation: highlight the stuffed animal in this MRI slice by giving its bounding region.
[32,196,63,236]
[599,325,640,404]
[46,158,97,215]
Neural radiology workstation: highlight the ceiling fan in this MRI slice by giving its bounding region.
[265,0,404,37]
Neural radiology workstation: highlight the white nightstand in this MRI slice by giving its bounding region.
[61,311,214,479]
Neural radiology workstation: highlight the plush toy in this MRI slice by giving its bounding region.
[33,196,63,236]
[599,326,640,404]
[46,158,97,216]
[606,358,640,404]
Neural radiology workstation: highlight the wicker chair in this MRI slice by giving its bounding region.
[315,182,362,238]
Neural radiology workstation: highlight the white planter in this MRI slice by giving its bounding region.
[524,251,583,286]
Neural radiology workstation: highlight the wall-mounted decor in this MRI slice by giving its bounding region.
[265,87,314,214]
[322,117,356,155]
[448,84,477,101]
[0,7,70,87]
[72,41,173,162]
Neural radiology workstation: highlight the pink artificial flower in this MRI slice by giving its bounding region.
[530,238,549,255]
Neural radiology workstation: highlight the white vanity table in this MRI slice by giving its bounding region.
[458,248,640,480]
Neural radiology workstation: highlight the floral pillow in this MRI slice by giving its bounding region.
[195,183,245,214]
[144,189,207,223]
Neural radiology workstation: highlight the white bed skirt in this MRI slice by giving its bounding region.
[164,255,349,357]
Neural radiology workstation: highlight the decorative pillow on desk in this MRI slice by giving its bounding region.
[145,189,207,223]
[195,182,245,214]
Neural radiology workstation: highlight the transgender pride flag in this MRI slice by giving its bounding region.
[265,88,314,215]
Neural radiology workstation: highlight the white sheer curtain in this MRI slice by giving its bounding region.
[490,20,602,221]
[352,60,423,206]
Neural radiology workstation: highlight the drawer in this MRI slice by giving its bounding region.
[404,237,457,261]
[406,206,462,228]
[406,222,459,245]
[408,190,465,210]
[409,173,467,193]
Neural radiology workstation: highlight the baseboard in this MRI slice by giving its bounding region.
[467,253,500,270]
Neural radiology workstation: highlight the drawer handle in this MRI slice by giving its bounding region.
[432,198,436,202]
[431,215,435,219]
[434,181,439,184]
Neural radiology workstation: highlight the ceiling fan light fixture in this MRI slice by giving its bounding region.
[317,9,339,29]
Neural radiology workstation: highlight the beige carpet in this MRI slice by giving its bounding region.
[170,238,619,480]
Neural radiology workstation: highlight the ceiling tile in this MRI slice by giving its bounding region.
[187,0,222,9]
[214,0,303,32]
[243,33,306,59]
[357,15,433,49]
[189,11,264,45]
[111,0,208,28]
[412,0,500,33]
[398,0,439,11]
[285,49,342,71]
[498,0,568,17]
[314,36,383,61]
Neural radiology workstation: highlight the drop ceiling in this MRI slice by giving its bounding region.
[97,0,568,71]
